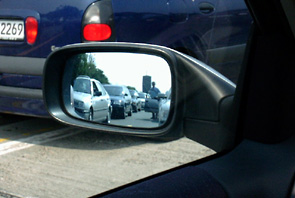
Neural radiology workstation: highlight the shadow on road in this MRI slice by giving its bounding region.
[0,114,32,125]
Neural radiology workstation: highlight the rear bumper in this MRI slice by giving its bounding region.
[0,85,42,99]
[0,86,48,117]
[0,55,48,117]
[0,96,48,117]
[112,105,125,114]
[74,108,90,120]
[0,55,45,76]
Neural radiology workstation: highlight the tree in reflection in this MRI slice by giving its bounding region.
[69,53,109,85]
[127,86,136,90]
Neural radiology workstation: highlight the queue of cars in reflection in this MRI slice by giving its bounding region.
[72,75,169,125]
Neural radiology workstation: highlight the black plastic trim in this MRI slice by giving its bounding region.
[0,56,45,75]
[184,96,236,152]
[0,85,42,99]
[43,42,236,145]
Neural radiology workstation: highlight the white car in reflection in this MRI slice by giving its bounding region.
[158,91,171,125]
[138,92,150,108]
[129,89,142,112]
[73,75,111,123]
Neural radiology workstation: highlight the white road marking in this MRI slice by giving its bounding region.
[0,127,85,156]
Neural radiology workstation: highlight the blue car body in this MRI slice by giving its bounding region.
[0,0,252,117]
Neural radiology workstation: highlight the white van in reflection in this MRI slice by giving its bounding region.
[73,75,111,123]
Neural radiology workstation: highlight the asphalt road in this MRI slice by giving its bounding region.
[69,106,159,128]
[0,114,215,198]
[110,110,159,128]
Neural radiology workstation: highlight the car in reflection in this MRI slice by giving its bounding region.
[129,89,142,112]
[73,76,111,123]
[0,0,251,118]
[138,92,150,109]
[103,84,132,119]
[144,98,159,118]
[144,93,167,119]
[158,91,171,125]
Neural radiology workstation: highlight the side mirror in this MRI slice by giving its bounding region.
[43,43,235,151]
[157,93,167,99]
[94,91,102,97]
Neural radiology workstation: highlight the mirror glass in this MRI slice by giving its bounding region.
[63,52,172,128]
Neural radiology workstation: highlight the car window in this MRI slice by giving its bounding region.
[92,81,99,94]
[0,0,253,197]
[97,82,107,96]
[104,86,123,96]
[129,90,138,98]
[73,78,91,94]
[124,87,130,96]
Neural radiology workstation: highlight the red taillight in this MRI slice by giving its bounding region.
[26,17,38,45]
[83,24,111,41]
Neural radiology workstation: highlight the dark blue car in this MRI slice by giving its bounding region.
[0,0,252,117]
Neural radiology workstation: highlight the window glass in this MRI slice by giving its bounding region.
[0,0,252,197]
[92,81,99,94]
[104,86,123,96]
[73,78,91,94]
[97,82,107,95]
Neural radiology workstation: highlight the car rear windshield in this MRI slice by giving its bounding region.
[73,79,91,94]
[104,86,123,96]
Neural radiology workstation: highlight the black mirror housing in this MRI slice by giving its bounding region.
[43,42,236,151]
[94,91,102,97]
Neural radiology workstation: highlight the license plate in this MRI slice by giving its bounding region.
[0,19,24,41]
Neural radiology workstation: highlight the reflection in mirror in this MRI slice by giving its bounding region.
[63,52,172,128]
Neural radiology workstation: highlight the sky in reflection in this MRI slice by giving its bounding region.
[92,52,171,93]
